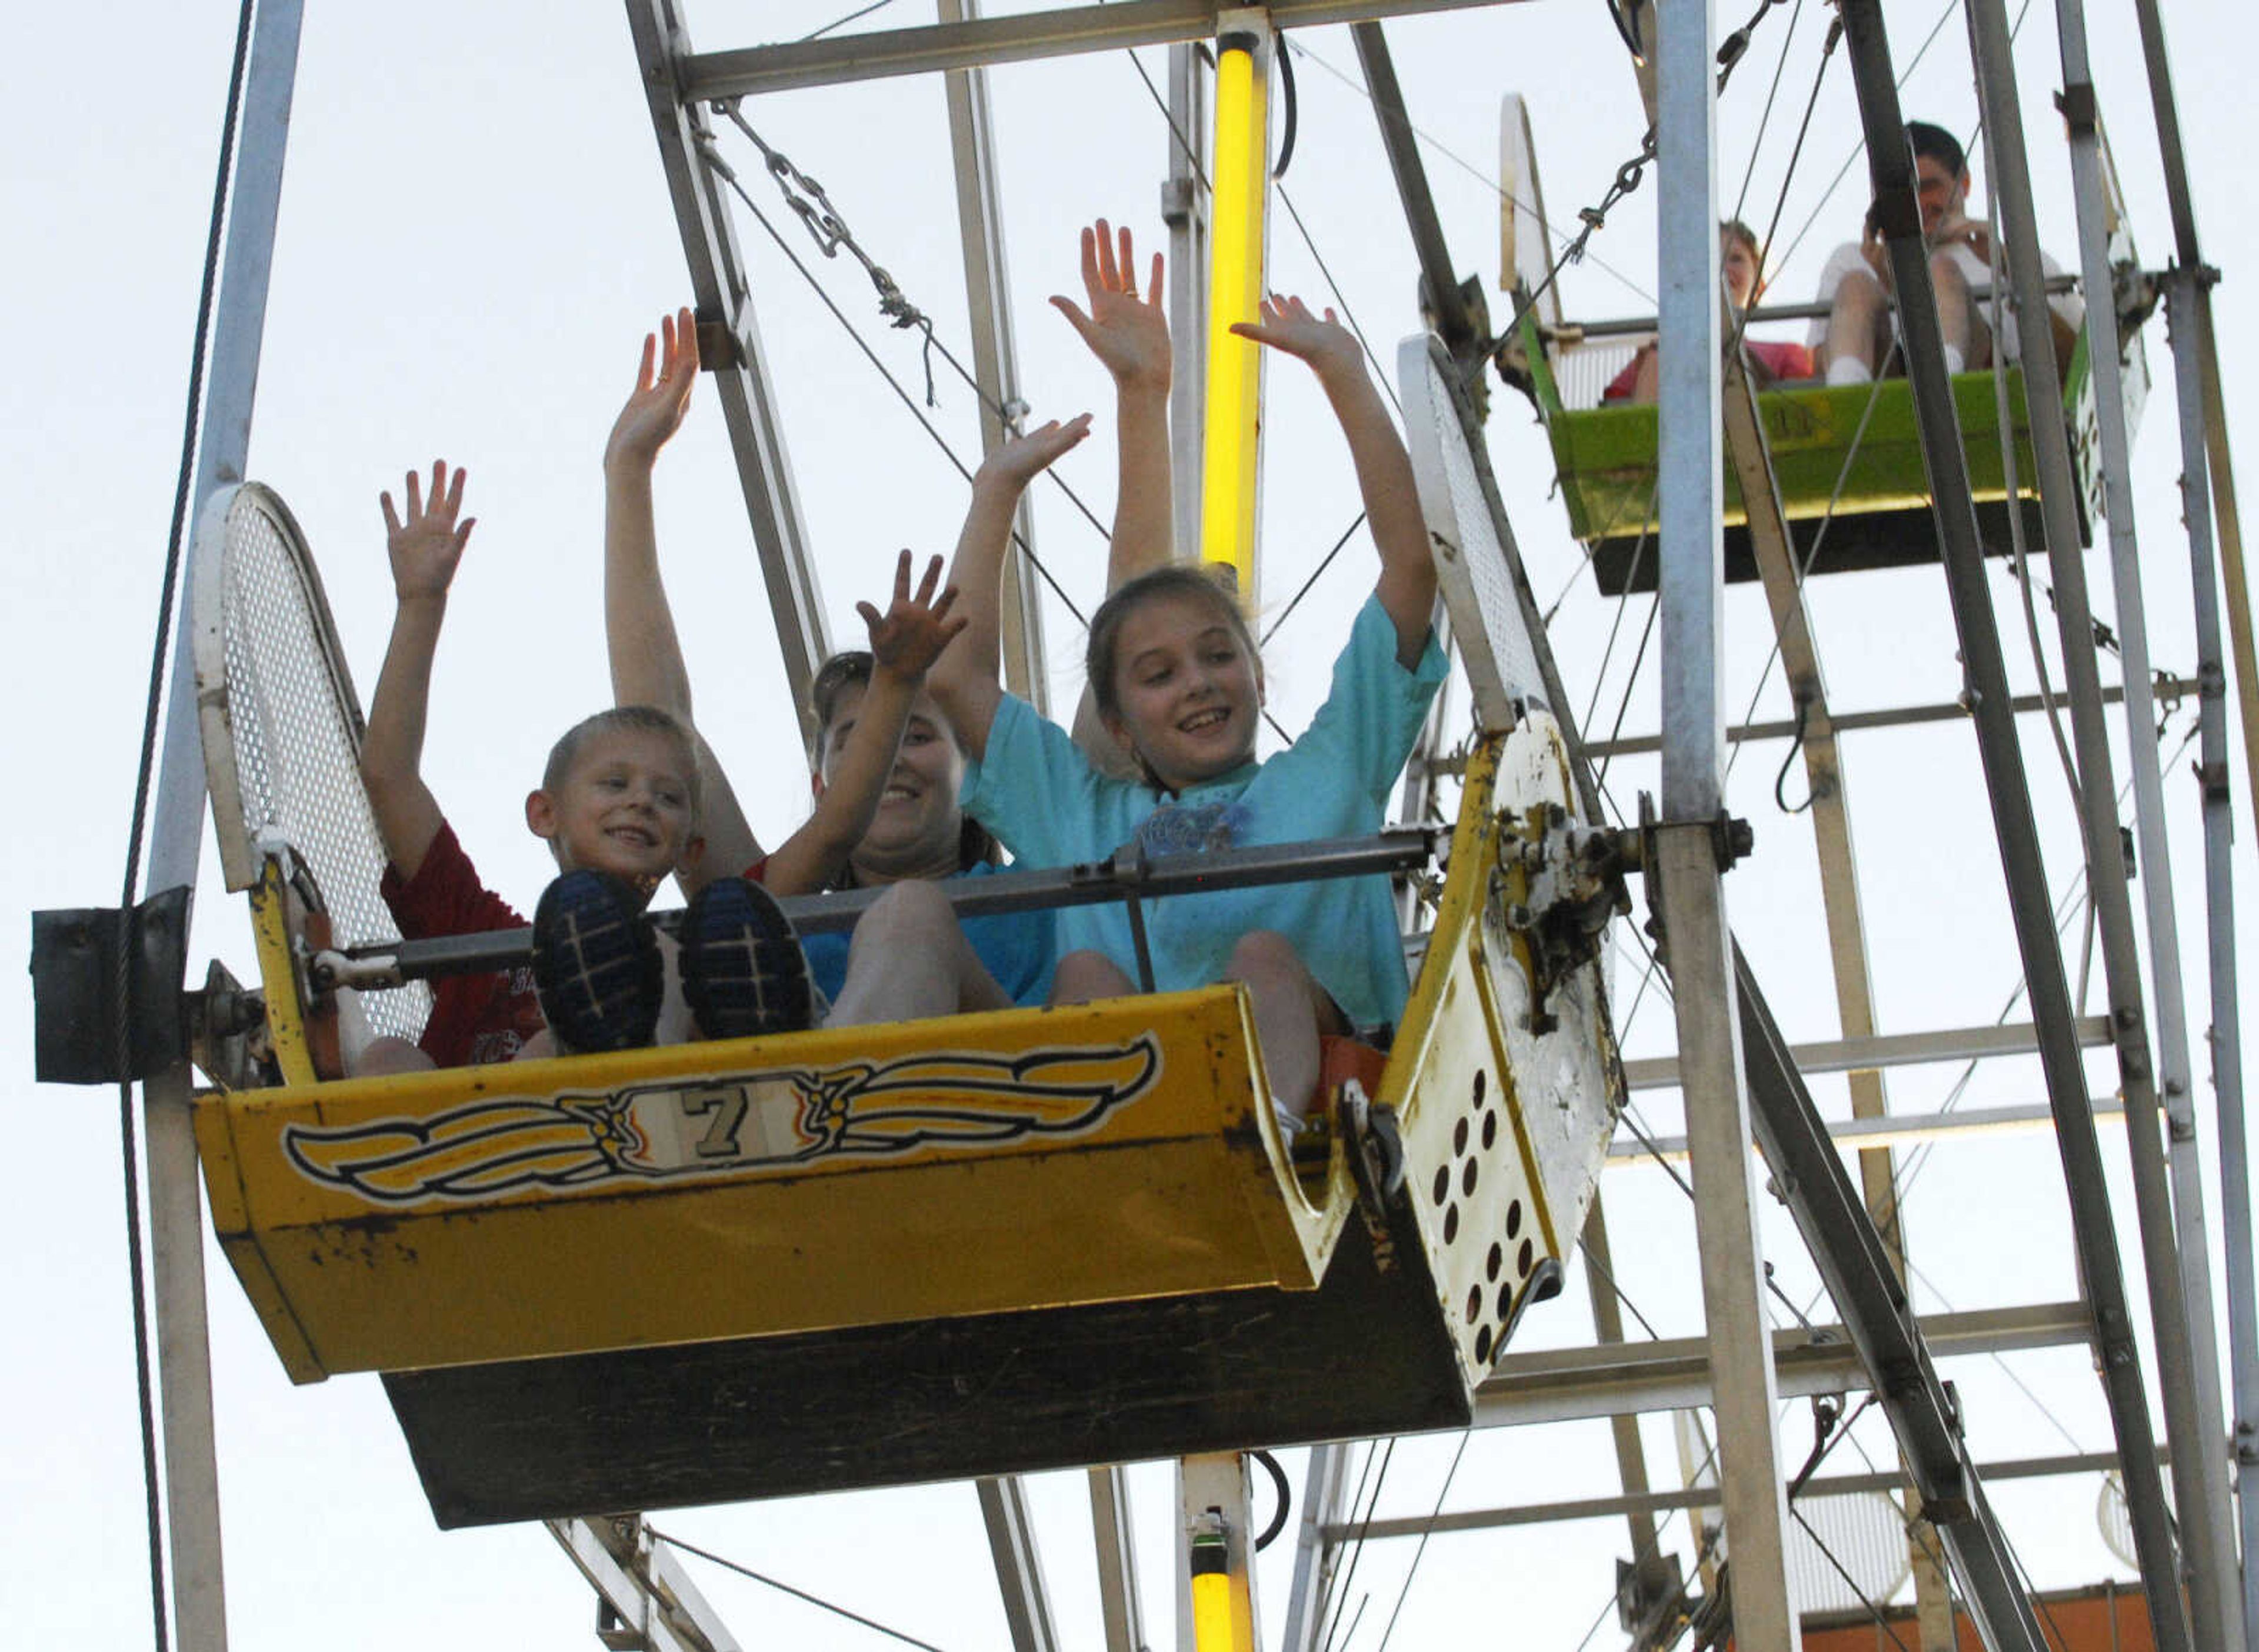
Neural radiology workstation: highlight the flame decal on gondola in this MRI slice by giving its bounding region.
[281,1035,1164,1206]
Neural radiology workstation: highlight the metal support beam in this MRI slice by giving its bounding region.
[2131,0,2259,1617]
[1583,678,2195,759]
[143,6,306,1646]
[941,0,1047,708]
[627,0,828,707]
[1611,1094,2126,1165]
[1834,5,2187,1643]
[1325,1451,2150,1543]
[1581,1198,1671,1598]
[1652,4,1795,1642]
[1964,4,2233,1637]
[1162,42,1208,563]
[1736,944,2050,1651]
[1351,22,1484,392]
[2127,0,2259,847]
[977,1476,1062,1652]
[1624,1015,2113,1089]
[2051,14,2243,1647]
[547,1518,741,1652]
[681,0,1531,100]
[1087,1467,1147,1652]
[2168,267,2259,1650]
[1475,1301,2094,1428]
[1280,1445,1348,1652]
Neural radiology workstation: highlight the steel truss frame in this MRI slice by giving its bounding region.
[127,0,2250,1647]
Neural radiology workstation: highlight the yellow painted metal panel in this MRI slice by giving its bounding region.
[194,1091,326,1383]
[1200,35,1268,589]
[195,987,1344,1379]
[248,860,317,1088]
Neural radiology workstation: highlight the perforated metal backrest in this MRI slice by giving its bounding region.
[1398,335,1550,733]
[192,482,432,1044]
[1498,94,1562,337]
[1550,336,1644,412]
[1787,1491,1915,1616]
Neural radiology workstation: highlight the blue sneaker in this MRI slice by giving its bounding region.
[679,876,812,1040]
[531,871,664,1053]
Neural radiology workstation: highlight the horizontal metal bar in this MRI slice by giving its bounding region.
[1584,678,2193,761]
[1610,1094,2125,1163]
[328,828,1441,984]
[1470,1301,2091,1430]
[1325,1448,2140,1541]
[1624,1016,2114,1090]
[1559,274,2083,338]
[679,0,1520,101]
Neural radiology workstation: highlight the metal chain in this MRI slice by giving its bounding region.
[714,101,955,409]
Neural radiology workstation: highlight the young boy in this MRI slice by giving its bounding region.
[358,459,963,1069]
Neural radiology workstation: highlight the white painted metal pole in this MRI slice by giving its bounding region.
[2168,268,2259,1650]
[1164,41,1208,562]
[978,1476,1062,1652]
[141,5,305,1647]
[1653,0,1796,1643]
[941,0,1049,709]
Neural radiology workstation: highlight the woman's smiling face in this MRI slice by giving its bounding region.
[816,678,968,878]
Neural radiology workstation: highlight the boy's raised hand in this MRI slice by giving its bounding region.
[1050,221,1170,391]
[973,412,1094,493]
[379,459,475,601]
[1231,293,1364,385]
[605,306,700,473]
[858,550,968,681]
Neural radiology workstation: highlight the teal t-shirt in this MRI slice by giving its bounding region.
[960,595,1447,1030]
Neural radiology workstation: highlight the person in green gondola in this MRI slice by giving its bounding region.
[1809,119,2083,387]
[1601,218,1815,402]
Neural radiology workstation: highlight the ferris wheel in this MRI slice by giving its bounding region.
[28,1,2258,1649]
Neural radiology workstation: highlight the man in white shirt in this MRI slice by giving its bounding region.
[1812,119,2083,385]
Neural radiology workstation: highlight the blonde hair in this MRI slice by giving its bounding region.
[542,705,702,821]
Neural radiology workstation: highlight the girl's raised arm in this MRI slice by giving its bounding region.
[925,415,1092,759]
[1231,295,1436,667]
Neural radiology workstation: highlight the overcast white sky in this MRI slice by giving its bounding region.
[8,0,2258,1646]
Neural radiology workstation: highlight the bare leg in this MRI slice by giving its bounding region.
[1928,248,1990,370]
[352,1035,436,1076]
[1821,267,1889,379]
[828,880,1013,1027]
[1050,948,1137,1005]
[1224,930,1346,1120]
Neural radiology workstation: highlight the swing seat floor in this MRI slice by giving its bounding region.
[387,1187,1535,1526]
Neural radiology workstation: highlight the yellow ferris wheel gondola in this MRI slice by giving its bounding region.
[176,335,1623,1527]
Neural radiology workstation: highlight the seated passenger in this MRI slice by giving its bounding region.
[929,295,1447,1124]
[1603,218,1814,402]
[599,221,1178,1026]
[1811,119,2083,385]
[358,460,963,1068]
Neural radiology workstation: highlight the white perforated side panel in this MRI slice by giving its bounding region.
[195,484,431,1044]
[1398,336,1549,731]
